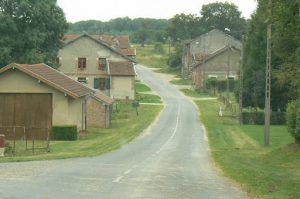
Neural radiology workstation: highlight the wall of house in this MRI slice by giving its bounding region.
[58,36,128,89]
[111,76,135,100]
[86,97,108,128]
[192,49,240,90]
[0,70,85,130]
[203,49,240,80]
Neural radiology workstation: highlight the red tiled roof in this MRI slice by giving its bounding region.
[0,63,94,99]
[93,90,114,105]
[62,34,136,63]
[121,48,136,56]
[109,61,135,76]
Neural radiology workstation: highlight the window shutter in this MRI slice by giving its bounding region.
[94,78,100,89]
[105,78,110,89]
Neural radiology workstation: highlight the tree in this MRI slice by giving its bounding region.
[0,0,68,67]
[243,0,300,111]
[166,14,202,42]
[200,2,246,39]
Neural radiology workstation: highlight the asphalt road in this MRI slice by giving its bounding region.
[0,65,247,199]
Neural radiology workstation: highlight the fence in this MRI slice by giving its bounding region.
[0,126,50,156]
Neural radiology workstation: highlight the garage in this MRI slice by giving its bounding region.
[0,93,52,139]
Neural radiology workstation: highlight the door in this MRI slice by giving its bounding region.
[0,93,52,139]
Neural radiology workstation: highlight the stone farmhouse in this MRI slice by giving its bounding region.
[58,33,136,100]
[181,29,242,90]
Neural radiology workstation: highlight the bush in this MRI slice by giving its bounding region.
[286,100,300,143]
[242,112,286,125]
[51,125,78,141]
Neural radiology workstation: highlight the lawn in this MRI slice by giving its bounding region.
[197,100,300,199]
[0,102,163,162]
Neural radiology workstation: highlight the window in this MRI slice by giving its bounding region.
[78,57,86,69]
[98,58,106,70]
[94,78,110,90]
[78,77,87,84]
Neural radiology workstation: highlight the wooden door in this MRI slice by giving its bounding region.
[0,93,52,139]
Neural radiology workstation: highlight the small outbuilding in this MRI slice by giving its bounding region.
[0,63,113,134]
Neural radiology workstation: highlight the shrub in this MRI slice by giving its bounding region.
[51,125,78,141]
[286,100,300,143]
[242,112,286,125]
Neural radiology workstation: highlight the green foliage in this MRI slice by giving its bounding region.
[0,0,68,67]
[242,112,286,125]
[68,18,168,44]
[51,125,78,141]
[168,42,183,68]
[166,14,202,41]
[200,2,246,39]
[287,100,300,143]
[243,0,300,111]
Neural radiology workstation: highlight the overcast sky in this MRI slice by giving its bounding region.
[57,0,257,23]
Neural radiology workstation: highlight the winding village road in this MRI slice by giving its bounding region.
[0,65,247,199]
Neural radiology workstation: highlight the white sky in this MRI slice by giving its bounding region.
[57,0,257,23]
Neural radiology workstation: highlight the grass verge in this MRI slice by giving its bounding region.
[180,89,212,98]
[169,78,191,85]
[0,102,163,162]
[197,100,300,199]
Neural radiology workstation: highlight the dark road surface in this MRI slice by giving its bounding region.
[0,65,247,199]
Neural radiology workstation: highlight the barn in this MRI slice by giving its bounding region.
[0,63,113,137]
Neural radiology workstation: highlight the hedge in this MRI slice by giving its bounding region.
[51,125,78,141]
[242,112,286,125]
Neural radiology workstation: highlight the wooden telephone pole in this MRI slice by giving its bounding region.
[264,0,272,146]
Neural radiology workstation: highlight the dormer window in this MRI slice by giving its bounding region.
[78,57,86,70]
[98,58,106,71]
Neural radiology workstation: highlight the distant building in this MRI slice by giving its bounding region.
[58,33,136,100]
[181,29,242,90]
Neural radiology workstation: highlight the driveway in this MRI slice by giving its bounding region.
[0,64,247,199]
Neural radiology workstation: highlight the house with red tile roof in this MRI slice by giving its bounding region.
[0,63,113,133]
[58,33,136,100]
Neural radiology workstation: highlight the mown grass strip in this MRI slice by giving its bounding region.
[196,100,300,199]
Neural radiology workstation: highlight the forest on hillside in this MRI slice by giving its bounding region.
[67,17,169,44]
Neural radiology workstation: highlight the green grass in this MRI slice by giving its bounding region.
[135,82,151,93]
[180,89,211,98]
[0,102,163,162]
[169,78,191,85]
[135,93,162,104]
[135,44,179,74]
[197,100,300,199]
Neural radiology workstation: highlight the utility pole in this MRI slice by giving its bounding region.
[239,35,244,124]
[264,0,272,146]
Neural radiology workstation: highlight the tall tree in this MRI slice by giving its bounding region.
[0,0,68,67]
[243,0,300,111]
[166,14,202,41]
[200,2,246,39]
